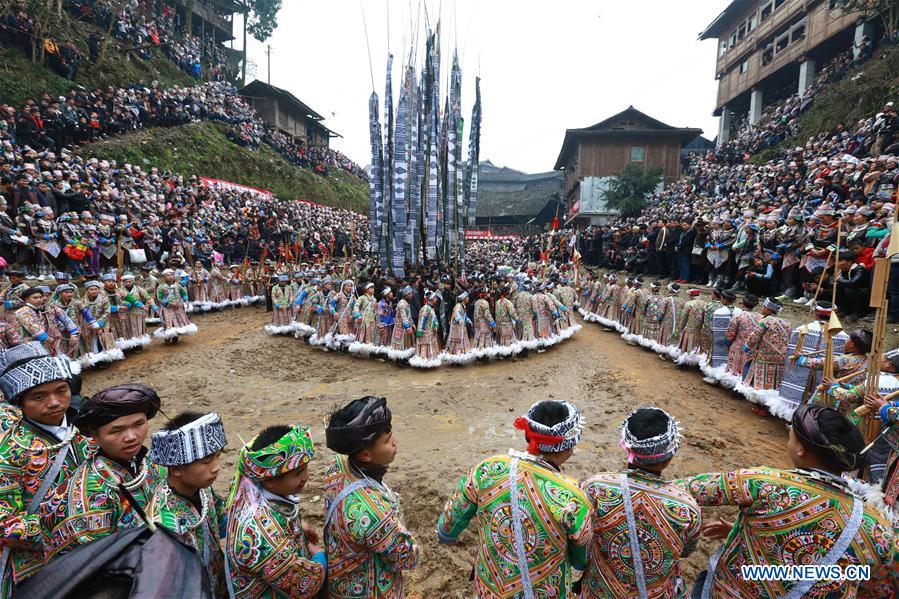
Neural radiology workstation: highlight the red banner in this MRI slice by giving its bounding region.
[200,177,273,199]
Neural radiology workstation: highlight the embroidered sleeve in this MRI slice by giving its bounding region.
[674,468,761,508]
[436,465,479,543]
[0,446,42,550]
[349,489,420,571]
[725,313,740,341]
[15,309,45,340]
[231,510,325,597]
[560,487,592,570]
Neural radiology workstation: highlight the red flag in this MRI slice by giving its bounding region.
[552,217,559,231]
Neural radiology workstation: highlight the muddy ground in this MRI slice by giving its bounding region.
[83,305,789,598]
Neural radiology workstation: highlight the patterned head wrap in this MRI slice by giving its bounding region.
[73,384,160,431]
[237,425,315,480]
[0,342,80,402]
[150,412,228,466]
[619,406,681,466]
[763,297,783,313]
[513,400,583,454]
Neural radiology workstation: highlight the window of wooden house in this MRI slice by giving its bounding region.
[791,20,806,43]
[630,146,645,162]
[719,40,728,56]
[731,31,738,48]
[740,59,749,74]
[747,15,757,32]
[775,32,789,53]
[761,2,773,21]
[762,44,774,65]
[774,0,787,9]
[738,22,747,40]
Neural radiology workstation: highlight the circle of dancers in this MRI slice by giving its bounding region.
[264,266,582,368]
[0,258,267,370]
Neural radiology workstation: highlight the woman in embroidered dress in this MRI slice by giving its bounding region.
[412,292,441,366]
[41,384,166,563]
[352,283,377,344]
[155,269,197,342]
[444,292,472,357]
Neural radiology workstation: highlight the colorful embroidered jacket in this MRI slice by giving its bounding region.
[0,406,94,584]
[0,284,28,320]
[270,284,291,309]
[147,486,227,598]
[75,293,112,327]
[323,455,420,598]
[14,304,78,347]
[437,451,592,599]
[676,467,896,598]
[155,282,189,308]
[118,285,152,310]
[40,450,165,562]
[225,488,325,598]
[580,469,701,598]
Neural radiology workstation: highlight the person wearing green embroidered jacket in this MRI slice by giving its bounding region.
[323,396,419,598]
[148,411,228,598]
[676,405,895,599]
[438,400,591,599]
[0,343,90,598]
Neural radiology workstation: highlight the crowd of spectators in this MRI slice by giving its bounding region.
[0,79,367,180]
[0,79,369,277]
[574,91,898,319]
[1,0,235,82]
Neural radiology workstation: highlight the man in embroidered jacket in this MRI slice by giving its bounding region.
[224,424,325,598]
[14,288,78,357]
[323,396,419,597]
[0,271,28,327]
[0,343,89,596]
[724,294,762,378]
[148,412,228,597]
[580,407,700,598]
[438,400,591,598]
[742,298,791,390]
[677,405,895,598]
[40,384,165,563]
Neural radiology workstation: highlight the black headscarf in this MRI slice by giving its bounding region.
[791,405,864,471]
[74,383,161,432]
[326,396,392,455]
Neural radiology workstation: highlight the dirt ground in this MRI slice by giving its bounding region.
[82,305,790,598]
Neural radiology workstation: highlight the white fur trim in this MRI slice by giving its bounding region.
[264,324,295,335]
[115,335,152,350]
[80,346,126,367]
[153,323,198,340]
[292,322,316,338]
[409,355,443,368]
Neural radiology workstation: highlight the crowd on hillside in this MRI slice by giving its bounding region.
[573,90,898,319]
[0,80,368,277]
[0,77,367,174]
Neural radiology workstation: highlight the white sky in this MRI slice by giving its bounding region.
[239,0,732,174]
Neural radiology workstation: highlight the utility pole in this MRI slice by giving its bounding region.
[266,44,272,84]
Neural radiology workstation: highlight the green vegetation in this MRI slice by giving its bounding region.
[751,44,899,165]
[0,19,199,106]
[602,162,663,217]
[79,122,369,213]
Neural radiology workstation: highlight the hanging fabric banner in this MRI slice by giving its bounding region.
[368,91,383,254]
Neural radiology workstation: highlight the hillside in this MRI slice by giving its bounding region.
[753,44,899,164]
[0,20,198,105]
[79,122,370,213]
